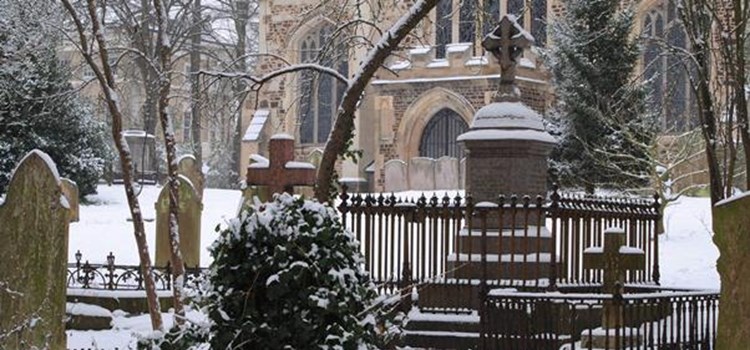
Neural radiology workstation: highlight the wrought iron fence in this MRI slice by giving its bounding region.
[481,289,719,350]
[338,185,660,310]
[66,251,204,291]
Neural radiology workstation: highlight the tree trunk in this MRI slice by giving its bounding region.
[314,0,440,203]
[60,0,164,331]
[190,0,203,165]
[153,0,186,323]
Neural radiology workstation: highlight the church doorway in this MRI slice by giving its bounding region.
[418,108,469,159]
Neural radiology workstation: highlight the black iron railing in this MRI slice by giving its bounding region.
[338,185,660,310]
[67,251,204,291]
[481,289,719,350]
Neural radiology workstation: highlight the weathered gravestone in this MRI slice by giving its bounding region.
[155,175,202,268]
[0,150,69,350]
[409,157,436,191]
[60,178,79,222]
[177,154,204,200]
[581,227,645,348]
[435,156,459,190]
[384,159,408,193]
[714,193,750,349]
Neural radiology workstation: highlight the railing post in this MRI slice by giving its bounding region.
[652,193,661,285]
[398,202,415,312]
[106,252,115,290]
[549,184,559,291]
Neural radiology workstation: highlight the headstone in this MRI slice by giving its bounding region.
[154,175,202,268]
[409,157,436,191]
[714,193,750,349]
[581,227,645,347]
[245,134,316,195]
[435,156,459,190]
[0,150,69,350]
[177,154,204,199]
[384,159,408,192]
[60,178,80,222]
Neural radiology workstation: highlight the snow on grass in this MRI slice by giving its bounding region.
[69,184,241,267]
[66,187,719,347]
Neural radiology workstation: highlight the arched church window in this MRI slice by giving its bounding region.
[298,24,349,144]
[435,0,547,59]
[419,108,468,159]
[642,2,695,132]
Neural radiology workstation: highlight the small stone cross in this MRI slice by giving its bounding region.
[482,14,534,85]
[584,227,645,328]
[245,134,317,195]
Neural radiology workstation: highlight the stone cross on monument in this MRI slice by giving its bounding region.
[482,14,534,93]
[245,134,317,195]
[581,227,646,348]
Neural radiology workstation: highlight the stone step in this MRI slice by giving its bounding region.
[447,254,553,281]
[402,330,480,349]
[456,227,553,255]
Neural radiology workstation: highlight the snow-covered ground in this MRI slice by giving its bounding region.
[66,185,720,348]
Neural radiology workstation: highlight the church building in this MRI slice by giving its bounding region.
[240,0,695,192]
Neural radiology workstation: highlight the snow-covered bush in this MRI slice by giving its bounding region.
[207,194,394,349]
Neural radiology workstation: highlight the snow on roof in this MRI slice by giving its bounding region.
[389,60,411,70]
[409,46,432,55]
[466,56,488,66]
[243,109,270,142]
[285,161,315,170]
[270,133,294,140]
[248,154,269,169]
[123,130,155,138]
[372,74,547,86]
[457,129,555,143]
[469,102,544,130]
[446,42,472,53]
[426,59,450,68]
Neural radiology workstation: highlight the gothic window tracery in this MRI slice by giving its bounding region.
[434,0,547,59]
[419,109,468,159]
[298,24,349,144]
[642,1,695,132]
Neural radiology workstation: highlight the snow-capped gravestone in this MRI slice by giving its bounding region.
[60,177,80,222]
[154,175,202,268]
[714,193,750,349]
[457,15,555,208]
[244,134,316,196]
[581,228,645,348]
[177,154,204,200]
[0,150,69,350]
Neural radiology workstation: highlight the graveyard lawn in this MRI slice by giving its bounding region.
[66,186,719,347]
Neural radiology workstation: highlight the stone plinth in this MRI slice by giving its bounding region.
[714,193,750,349]
[458,101,555,228]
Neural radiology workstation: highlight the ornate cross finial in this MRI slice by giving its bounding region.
[482,15,534,101]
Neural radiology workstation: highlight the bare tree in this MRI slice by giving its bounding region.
[60,0,164,330]
[676,0,749,205]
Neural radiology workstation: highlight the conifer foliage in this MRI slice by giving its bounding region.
[0,3,110,197]
[546,0,656,192]
[207,194,393,349]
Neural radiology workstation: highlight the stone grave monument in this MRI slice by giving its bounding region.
[154,175,202,268]
[444,14,555,287]
[60,177,79,222]
[714,193,750,349]
[242,134,316,208]
[581,227,646,347]
[177,154,204,199]
[0,150,70,350]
